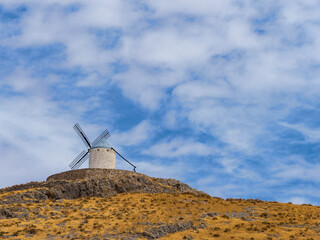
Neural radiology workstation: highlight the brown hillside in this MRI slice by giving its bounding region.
[0,169,319,239]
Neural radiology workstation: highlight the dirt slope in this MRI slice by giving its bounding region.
[0,169,319,239]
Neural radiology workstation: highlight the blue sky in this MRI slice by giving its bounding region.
[1,0,320,205]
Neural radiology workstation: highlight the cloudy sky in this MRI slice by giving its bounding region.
[1,0,320,205]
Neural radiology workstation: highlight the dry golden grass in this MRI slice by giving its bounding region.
[1,192,320,239]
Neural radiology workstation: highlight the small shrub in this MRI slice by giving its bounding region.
[28,228,37,234]
[260,213,268,218]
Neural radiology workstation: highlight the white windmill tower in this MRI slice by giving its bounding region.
[69,123,136,171]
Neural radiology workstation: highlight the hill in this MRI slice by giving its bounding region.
[0,169,319,239]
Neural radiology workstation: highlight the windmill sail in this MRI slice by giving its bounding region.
[73,123,92,148]
[70,122,137,172]
[70,151,89,170]
[69,150,87,169]
[92,128,110,147]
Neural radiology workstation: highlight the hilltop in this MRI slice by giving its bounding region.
[0,169,319,239]
[0,169,204,204]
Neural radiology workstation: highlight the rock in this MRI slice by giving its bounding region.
[0,207,29,219]
[0,169,208,206]
[140,221,194,239]
[201,212,219,218]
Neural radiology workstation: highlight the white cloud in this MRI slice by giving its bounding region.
[120,27,215,68]
[132,161,187,179]
[68,0,139,28]
[2,1,139,70]
[278,122,320,143]
[173,80,233,101]
[0,67,104,188]
[113,69,166,110]
[200,183,247,199]
[1,67,47,96]
[273,161,320,183]
[145,0,239,19]
[76,72,105,87]
[0,93,80,188]
[288,196,310,205]
[111,120,154,147]
[3,0,320,111]
[219,158,239,174]
[113,64,185,109]
[174,99,265,152]
[144,138,213,157]
[163,110,181,129]
[286,187,320,201]
[1,0,320,203]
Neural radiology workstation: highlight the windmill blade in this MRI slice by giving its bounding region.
[92,129,110,147]
[73,153,89,170]
[70,151,89,170]
[69,150,86,169]
[74,123,92,148]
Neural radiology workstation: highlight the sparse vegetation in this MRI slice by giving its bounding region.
[0,169,320,239]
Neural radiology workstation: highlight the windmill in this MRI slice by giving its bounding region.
[69,123,136,171]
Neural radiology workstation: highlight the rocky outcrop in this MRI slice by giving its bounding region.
[0,169,208,208]
[99,221,195,240]
[140,221,194,239]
